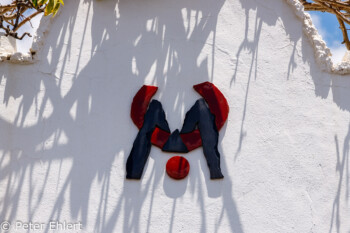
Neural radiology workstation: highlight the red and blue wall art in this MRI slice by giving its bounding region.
[126,82,229,180]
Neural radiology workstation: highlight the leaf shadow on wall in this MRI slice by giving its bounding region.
[0,0,243,233]
[301,19,350,233]
[297,4,350,233]
[234,0,350,232]
[232,0,302,159]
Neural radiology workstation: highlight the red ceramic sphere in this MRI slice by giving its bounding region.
[166,156,190,180]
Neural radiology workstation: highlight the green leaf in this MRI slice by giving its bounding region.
[33,0,38,7]
[44,0,54,16]
[52,1,61,17]
[53,0,58,10]
[58,0,64,6]
[38,0,48,6]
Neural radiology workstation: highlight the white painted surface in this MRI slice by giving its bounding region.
[0,33,16,56]
[0,0,350,232]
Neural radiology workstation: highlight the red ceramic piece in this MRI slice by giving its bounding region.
[166,156,190,180]
[131,85,158,129]
[193,82,229,130]
[178,82,229,152]
[151,127,171,148]
[180,130,202,151]
[131,82,229,153]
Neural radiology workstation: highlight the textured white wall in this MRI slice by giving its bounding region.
[0,33,16,56]
[0,0,350,232]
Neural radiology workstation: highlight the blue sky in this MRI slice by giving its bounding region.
[309,12,348,63]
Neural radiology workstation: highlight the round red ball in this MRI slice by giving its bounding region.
[166,156,190,180]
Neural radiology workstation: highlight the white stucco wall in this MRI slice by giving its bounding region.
[0,33,16,57]
[1,0,350,232]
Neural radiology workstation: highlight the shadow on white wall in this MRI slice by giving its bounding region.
[1,0,350,232]
[0,0,244,232]
[232,1,350,232]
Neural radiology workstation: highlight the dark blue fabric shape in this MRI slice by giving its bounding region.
[126,100,170,179]
[181,98,224,179]
[162,129,189,153]
[126,98,224,179]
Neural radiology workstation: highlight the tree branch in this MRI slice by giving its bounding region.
[300,0,350,50]
[0,0,59,40]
